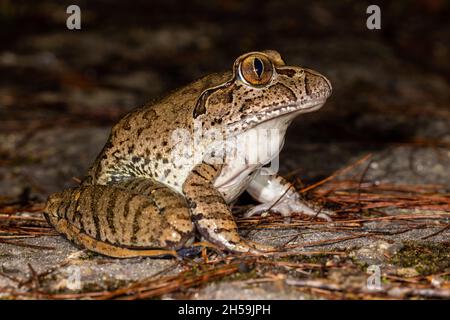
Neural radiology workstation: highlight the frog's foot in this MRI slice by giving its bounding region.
[193,215,277,255]
[243,240,279,254]
[220,238,278,255]
[246,173,333,222]
[244,198,333,222]
[186,240,276,256]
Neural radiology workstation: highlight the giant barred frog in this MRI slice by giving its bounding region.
[44,50,332,257]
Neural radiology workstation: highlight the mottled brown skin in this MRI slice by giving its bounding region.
[45,178,194,257]
[44,50,332,257]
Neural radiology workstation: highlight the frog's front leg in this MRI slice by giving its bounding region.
[245,173,332,221]
[182,162,274,254]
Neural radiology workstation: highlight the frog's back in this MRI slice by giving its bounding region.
[82,72,233,188]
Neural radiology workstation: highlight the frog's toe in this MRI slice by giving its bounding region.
[230,240,278,255]
[244,203,272,218]
[246,240,279,254]
[245,200,333,222]
[283,201,333,222]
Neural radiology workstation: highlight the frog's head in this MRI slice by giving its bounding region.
[193,50,332,133]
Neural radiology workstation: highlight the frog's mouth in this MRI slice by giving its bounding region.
[228,99,327,134]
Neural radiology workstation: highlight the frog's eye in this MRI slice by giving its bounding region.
[239,54,273,86]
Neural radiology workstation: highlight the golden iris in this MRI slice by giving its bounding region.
[239,54,273,86]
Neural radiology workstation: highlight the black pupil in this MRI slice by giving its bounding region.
[253,58,264,78]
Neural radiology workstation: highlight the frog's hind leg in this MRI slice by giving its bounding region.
[182,162,277,254]
[44,180,195,258]
[52,218,178,258]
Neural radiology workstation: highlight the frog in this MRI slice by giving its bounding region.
[44,50,332,258]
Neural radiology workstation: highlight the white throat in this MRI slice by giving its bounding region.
[213,112,297,202]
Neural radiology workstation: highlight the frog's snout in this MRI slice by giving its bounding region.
[322,75,332,95]
[304,69,332,101]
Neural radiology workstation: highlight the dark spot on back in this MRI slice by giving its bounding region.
[143,109,157,121]
[121,116,132,131]
[131,156,140,164]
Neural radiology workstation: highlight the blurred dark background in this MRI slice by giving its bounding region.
[0,0,449,200]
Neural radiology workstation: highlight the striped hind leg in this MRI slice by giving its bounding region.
[48,218,179,258]
[44,179,195,258]
[182,162,276,254]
